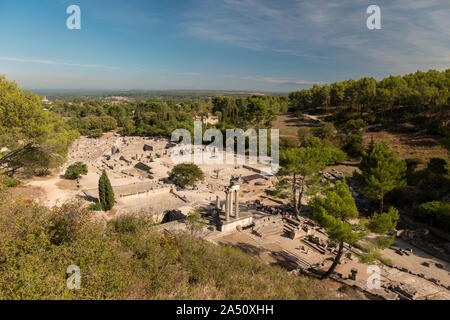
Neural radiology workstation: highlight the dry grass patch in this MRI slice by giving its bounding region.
[363,131,448,165]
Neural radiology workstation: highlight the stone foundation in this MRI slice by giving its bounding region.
[219,213,253,232]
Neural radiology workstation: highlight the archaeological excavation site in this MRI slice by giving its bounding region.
[20,131,447,301]
[1,3,449,305]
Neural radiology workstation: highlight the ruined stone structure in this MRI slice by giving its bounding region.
[214,178,253,232]
[82,181,171,201]
[223,184,240,221]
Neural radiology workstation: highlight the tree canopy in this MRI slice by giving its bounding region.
[169,163,205,188]
[310,179,399,279]
[65,162,88,180]
[289,69,449,117]
[212,95,287,129]
[355,141,406,213]
[279,145,347,217]
[0,75,78,175]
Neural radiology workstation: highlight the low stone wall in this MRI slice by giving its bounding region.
[118,186,171,200]
[83,184,171,201]
[220,215,253,232]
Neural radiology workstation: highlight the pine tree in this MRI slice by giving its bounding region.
[0,76,79,176]
[279,146,347,218]
[310,179,399,279]
[356,142,406,213]
[98,170,115,211]
[310,180,361,279]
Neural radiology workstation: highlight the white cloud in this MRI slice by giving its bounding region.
[0,56,119,70]
[180,0,450,74]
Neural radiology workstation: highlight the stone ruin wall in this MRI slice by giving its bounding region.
[118,185,172,200]
[67,135,174,175]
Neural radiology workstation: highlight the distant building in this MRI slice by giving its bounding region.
[41,96,53,105]
[102,96,133,105]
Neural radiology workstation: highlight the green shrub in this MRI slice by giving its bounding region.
[87,129,103,138]
[110,215,142,235]
[338,284,350,293]
[343,119,366,134]
[302,136,323,148]
[426,158,448,176]
[265,179,290,199]
[64,162,88,180]
[0,197,130,299]
[0,189,328,300]
[48,202,90,245]
[297,127,312,147]
[405,158,421,186]
[0,175,20,187]
[418,201,450,231]
[321,146,348,164]
[88,203,102,211]
[343,133,364,158]
[185,210,205,235]
[358,246,391,266]
[439,137,450,152]
[317,123,337,141]
[71,115,117,135]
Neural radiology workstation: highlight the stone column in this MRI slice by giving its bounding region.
[216,196,220,209]
[225,191,230,221]
[234,189,239,218]
[229,190,234,217]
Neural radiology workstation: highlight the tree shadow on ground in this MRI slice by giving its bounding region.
[224,241,299,271]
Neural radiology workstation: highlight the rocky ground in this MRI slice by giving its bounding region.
[211,216,450,300]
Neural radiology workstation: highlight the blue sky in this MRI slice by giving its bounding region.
[0,0,448,92]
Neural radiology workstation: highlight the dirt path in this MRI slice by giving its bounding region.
[26,175,79,206]
[303,113,326,124]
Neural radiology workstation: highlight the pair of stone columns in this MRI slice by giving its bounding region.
[224,186,239,221]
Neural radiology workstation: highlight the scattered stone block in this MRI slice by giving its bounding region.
[430,278,440,285]
[349,268,358,280]
[111,146,120,154]
[389,283,418,300]
[143,144,154,152]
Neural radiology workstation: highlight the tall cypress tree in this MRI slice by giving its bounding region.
[98,170,115,211]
